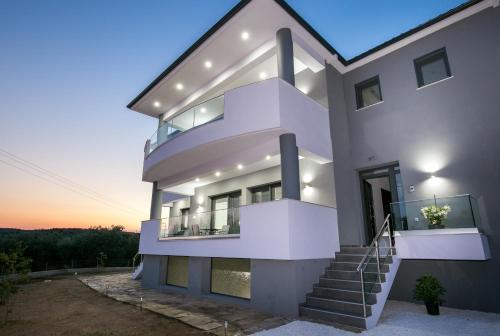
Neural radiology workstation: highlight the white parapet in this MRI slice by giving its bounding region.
[394,228,490,260]
[139,199,339,260]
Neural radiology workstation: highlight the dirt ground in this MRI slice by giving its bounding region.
[0,276,208,336]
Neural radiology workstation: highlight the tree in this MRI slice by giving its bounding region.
[0,242,32,322]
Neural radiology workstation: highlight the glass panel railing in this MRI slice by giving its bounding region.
[390,194,479,231]
[158,207,240,239]
[148,95,224,154]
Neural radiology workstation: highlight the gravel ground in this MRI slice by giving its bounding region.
[252,300,500,336]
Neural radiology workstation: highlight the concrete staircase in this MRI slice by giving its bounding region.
[300,246,400,329]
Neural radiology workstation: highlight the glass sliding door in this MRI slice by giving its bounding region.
[210,191,241,235]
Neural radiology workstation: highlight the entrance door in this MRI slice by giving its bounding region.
[210,191,241,234]
[360,164,404,244]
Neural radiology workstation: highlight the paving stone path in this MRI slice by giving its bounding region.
[79,273,290,336]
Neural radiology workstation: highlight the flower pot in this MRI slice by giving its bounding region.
[429,223,444,229]
[425,301,440,315]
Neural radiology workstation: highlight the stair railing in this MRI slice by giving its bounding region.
[356,214,393,317]
[131,252,143,272]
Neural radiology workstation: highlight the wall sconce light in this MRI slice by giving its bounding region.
[302,173,313,184]
[303,184,313,196]
[197,196,204,205]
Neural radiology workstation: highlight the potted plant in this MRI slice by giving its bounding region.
[420,204,451,229]
[414,274,446,315]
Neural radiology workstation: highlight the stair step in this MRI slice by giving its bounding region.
[300,305,367,329]
[339,246,396,255]
[325,270,386,282]
[339,246,370,255]
[330,262,390,273]
[312,286,377,305]
[305,295,372,317]
[335,254,393,263]
[318,278,381,292]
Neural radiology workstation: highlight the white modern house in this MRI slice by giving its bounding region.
[127,0,498,329]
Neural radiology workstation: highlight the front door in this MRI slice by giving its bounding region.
[360,164,404,244]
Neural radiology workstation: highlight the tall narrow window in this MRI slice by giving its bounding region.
[414,47,451,87]
[166,256,189,287]
[355,76,382,109]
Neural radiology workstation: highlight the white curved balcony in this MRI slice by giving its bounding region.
[143,78,332,185]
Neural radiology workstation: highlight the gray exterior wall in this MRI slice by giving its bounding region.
[141,254,329,317]
[327,6,500,312]
[251,258,330,316]
[169,160,335,215]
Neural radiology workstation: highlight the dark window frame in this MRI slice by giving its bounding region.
[413,47,451,88]
[209,257,251,300]
[355,75,383,109]
[249,181,282,204]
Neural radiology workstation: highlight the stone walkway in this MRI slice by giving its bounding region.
[78,272,290,335]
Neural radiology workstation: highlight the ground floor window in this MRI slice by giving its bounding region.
[210,258,251,299]
[166,256,189,287]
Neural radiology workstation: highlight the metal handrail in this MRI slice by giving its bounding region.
[132,253,143,272]
[356,214,393,317]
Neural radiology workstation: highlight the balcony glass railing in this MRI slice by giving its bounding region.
[159,207,240,239]
[148,95,224,154]
[390,194,480,231]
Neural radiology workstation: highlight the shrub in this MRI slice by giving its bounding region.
[413,274,446,304]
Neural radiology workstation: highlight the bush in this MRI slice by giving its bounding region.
[413,274,446,304]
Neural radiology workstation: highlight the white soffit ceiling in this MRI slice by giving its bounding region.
[132,0,334,117]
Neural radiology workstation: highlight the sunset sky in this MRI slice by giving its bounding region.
[0,0,465,232]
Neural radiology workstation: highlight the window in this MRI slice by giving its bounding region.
[166,256,189,287]
[414,48,451,87]
[249,182,282,204]
[355,76,382,109]
[211,258,251,299]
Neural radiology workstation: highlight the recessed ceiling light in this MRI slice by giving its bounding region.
[241,31,250,40]
[153,101,161,108]
[265,155,271,160]
[200,107,207,113]
[237,164,243,170]
[176,83,184,90]
[195,178,200,182]
[215,171,221,177]
[259,72,267,80]
[204,61,212,69]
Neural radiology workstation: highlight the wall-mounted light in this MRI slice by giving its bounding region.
[303,184,313,196]
[265,155,271,160]
[302,173,313,184]
[259,72,267,79]
[197,196,204,205]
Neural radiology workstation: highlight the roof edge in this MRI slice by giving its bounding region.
[127,0,486,110]
[345,0,484,65]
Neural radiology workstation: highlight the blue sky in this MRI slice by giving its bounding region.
[0,0,466,230]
